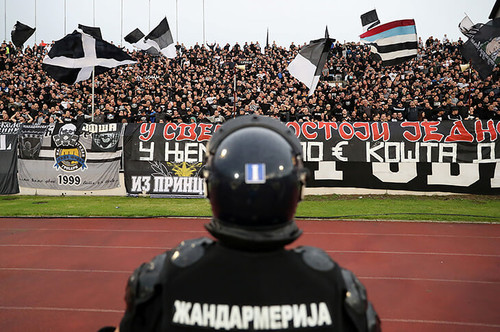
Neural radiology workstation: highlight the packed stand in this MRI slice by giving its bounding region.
[1,35,500,125]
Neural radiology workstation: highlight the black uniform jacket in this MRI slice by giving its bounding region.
[119,238,380,332]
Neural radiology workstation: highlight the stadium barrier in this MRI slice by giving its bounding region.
[2,121,499,196]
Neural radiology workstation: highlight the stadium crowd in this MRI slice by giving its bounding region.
[1,35,500,125]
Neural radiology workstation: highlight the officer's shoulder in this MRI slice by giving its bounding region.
[125,237,214,308]
[170,237,214,268]
[341,268,381,332]
[341,268,367,314]
[126,251,167,307]
[293,246,336,271]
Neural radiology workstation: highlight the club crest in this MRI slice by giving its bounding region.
[53,124,87,172]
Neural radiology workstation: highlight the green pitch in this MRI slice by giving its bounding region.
[1,195,499,222]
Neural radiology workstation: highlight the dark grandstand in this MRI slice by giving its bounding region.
[1,36,499,125]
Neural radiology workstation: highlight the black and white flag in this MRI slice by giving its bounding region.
[11,21,36,49]
[460,18,500,79]
[287,38,333,96]
[145,17,176,58]
[78,24,102,40]
[125,28,160,55]
[490,0,500,19]
[459,15,483,39]
[361,9,380,32]
[42,30,136,85]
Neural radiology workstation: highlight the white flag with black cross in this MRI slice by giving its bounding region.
[287,38,333,96]
[42,29,136,85]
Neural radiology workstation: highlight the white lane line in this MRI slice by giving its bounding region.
[0,244,498,257]
[1,268,497,285]
[0,228,205,233]
[0,244,170,250]
[1,228,498,239]
[0,267,130,274]
[0,305,123,313]
[0,244,498,258]
[325,249,500,258]
[383,318,500,329]
[358,276,500,285]
[304,232,500,239]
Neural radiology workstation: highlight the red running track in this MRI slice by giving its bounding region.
[0,218,499,332]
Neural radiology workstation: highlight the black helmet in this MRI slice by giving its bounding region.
[203,115,308,249]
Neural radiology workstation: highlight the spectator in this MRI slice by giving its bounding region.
[207,109,225,124]
[93,109,106,123]
[447,108,462,121]
[406,100,420,121]
[0,37,498,126]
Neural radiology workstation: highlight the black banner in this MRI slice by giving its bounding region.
[0,123,20,194]
[124,123,213,197]
[123,121,500,195]
[285,120,500,164]
[19,124,47,159]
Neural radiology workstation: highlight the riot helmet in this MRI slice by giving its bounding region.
[203,115,308,249]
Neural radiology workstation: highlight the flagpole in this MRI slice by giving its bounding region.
[120,0,123,46]
[93,0,95,26]
[176,0,179,43]
[4,0,6,41]
[233,68,237,117]
[64,0,66,35]
[467,60,472,107]
[148,0,151,31]
[91,67,95,122]
[34,0,37,44]
[202,0,206,46]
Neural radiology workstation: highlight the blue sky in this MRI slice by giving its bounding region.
[1,0,495,48]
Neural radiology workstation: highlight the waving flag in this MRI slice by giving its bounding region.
[460,18,500,79]
[490,0,500,19]
[78,24,102,40]
[459,15,483,39]
[287,38,333,96]
[11,21,35,48]
[361,9,380,32]
[125,28,160,55]
[360,19,418,67]
[42,30,135,85]
[145,17,176,58]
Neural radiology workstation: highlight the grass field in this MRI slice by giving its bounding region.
[1,194,499,222]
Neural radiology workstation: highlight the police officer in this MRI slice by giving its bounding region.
[102,115,380,332]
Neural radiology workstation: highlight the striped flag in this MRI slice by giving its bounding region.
[287,38,333,96]
[360,19,418,67]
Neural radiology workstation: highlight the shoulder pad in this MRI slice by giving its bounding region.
[293,246,335,271]
[126,252,167,310]
[366,302,381,332]
[341,268,367,315]
[341,268,381,332]
[170,237,214,268]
